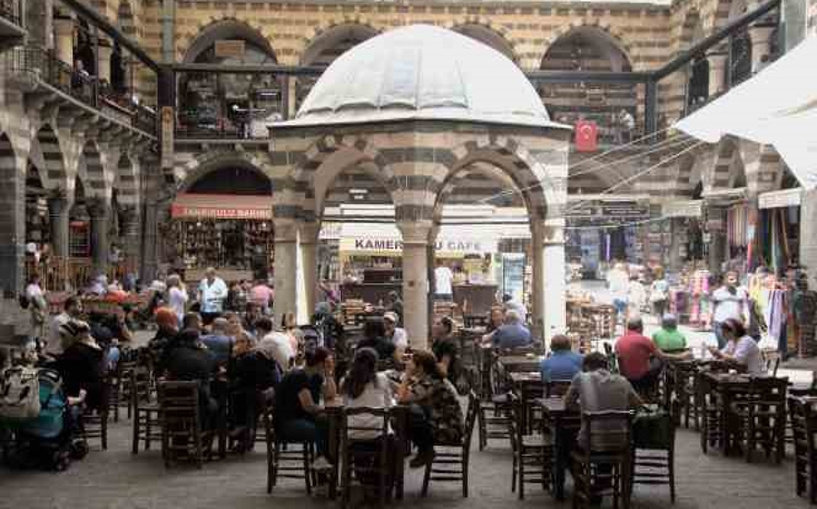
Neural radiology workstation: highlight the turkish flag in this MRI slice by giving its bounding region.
[575,120,598,152]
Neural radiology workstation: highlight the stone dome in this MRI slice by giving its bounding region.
[288,25,563,128]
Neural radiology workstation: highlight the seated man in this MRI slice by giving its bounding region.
[615,316,690,395]
[163,328,219,430]
[201,317,233,365]
[541,334,583,383]
[274,347,337,471]
[564,352,643,450]
[492,310,532,350]
[652,314,688,353]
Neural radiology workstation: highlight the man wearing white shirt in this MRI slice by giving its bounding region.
[254,317,294,372]
[198,267,228,324]
[167,274,188,326]
[711,271,748,348]
[434,260,454,301]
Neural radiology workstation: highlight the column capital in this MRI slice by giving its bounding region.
[532,218,566,245]
[706,51,729,69]
[53,17,74,37]
[298,221,320,244]
[273,220,299,243]
[748,25,776,45]
[47,192,71,216]
[86,197,110,219]
[396,220,434,245]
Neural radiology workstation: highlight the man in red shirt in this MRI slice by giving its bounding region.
[615,316,690,394]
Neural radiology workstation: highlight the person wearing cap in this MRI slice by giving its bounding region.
[384,311,407,351]
[652,314,688,353]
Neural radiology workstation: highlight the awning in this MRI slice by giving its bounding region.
[758,188,803,209]
[171,193,273,220]
[701,187,747,204]
[674,36,817,189]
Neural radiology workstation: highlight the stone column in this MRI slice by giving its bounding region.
[118,205,141,268]
[706,206,727,274]
[87,199,110,276]
[47,195,70,259]
[299,222,319,320]
[532,220,567,346]
[748,25,776,73]
[668,218,684,273]
[97,40,113,85]
[26,0,53,48]
[287,77,298,120]
[272,221,299,324]
[53,17,74,66]
[0,156,25,297]
[800,190,817,274]
[398,221,433,350]
[706,51,729,98]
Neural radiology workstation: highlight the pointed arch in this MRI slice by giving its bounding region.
[452,23,519,63]
[300,22,380,67]
[182,19,277,64]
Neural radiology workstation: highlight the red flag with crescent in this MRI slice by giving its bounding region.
[575,120,598,152]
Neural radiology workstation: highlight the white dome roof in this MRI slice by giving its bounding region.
[287,25,564,129]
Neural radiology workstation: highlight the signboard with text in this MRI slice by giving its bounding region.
[170,203,272,220]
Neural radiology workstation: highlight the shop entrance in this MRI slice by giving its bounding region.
[171,164,274,281]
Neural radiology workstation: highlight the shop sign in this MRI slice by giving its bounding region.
[341,236,496,254]
[171,203,272,220]
[663,200,703,218]
[759,188,802,209]
[215,40,245,59]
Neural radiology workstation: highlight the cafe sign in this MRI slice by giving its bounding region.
[340,235,497,255]
[215,40,245,59]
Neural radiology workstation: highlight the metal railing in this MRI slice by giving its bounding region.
[4,45,157,135]
[0,0,22,27]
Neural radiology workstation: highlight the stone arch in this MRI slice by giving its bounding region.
[541,23,635,71]
[286,134,399,222]
[179,150,273,194]
[441,137,560,223]
[710,137,745,189]
[451,22,519,63]
[77,141,107,198]
[114,153,139,206]
[32,124,68,192]
[299,22,380,66]
[181,18,277,63]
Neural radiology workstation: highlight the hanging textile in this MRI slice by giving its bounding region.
[727,204,749,248]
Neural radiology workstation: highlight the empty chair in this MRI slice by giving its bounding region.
[732,376,788,463]
[507,393,552,500]
[477,359,512,450]
[422,391,479,498]
[789,395,817,503]
[631,407,676,503]
[131,367,161,454]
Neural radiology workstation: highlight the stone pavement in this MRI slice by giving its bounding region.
[0,413,812,509]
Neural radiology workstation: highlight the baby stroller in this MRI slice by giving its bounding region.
[0,368,86,471]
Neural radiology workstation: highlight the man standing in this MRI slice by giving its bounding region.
[711,271,748,348]
[434,260,454,301]
[198,267,227,325]
[606,262,630,323]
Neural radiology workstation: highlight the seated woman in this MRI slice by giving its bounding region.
[707,317,764,374]
[274,347,337,471]
[57,320,105,412]
[342,347,394,436]
[397,350,464,468]
[228,330,279,450]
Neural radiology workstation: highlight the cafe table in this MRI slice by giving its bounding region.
[323,399,409,500]
[498,354,545,373]
[537,397,580,501]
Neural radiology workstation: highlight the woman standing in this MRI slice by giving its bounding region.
[167,274,188,327]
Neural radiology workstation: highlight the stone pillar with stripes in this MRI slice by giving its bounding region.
[272,220,299,326]
[47,194,71,259]
[118,205,141,272]
[87,198,110,277]
[396,219,434,350]
[0,138,25,296]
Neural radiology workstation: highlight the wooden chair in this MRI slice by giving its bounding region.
[670,362,699,429]
[507,393,552,500]
[421,390,479,498]
[788,395,817,503]
[477,360,512,450]
[81,382,110,451]
[264,406,314,494]
[340,407,394,508]
[131,367,161,454]
[124,361,152,420]
[158,380,205,468]
[731,376,788,463]
[570,410,633,509]
[697,371,723,454]
[631,409,676,503]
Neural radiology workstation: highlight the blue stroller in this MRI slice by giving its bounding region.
[0,368,85,471]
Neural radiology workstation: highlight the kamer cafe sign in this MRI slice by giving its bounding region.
[343,236,496,255]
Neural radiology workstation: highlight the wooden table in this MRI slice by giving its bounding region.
[499,355,544,373]
[537,397,580,501]
[323,400,409,501]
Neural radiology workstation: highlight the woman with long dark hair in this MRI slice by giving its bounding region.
[342,348,393,439]
[397,350,464,468]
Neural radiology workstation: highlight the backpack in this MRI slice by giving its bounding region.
[0,366,41,420]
